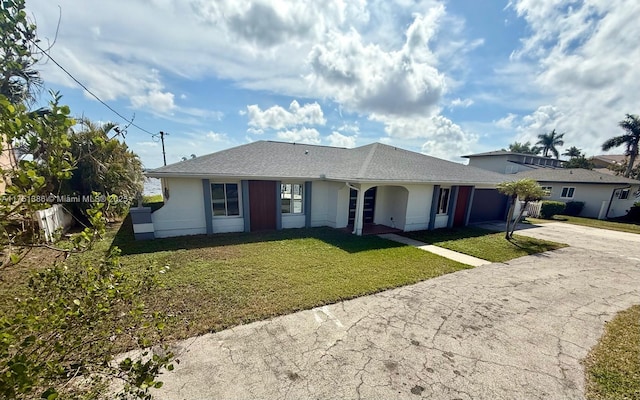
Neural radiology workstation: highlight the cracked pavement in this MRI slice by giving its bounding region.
[155,223,640,399]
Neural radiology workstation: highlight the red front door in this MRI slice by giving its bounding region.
[453,186,472,227]
[249,180,277,231]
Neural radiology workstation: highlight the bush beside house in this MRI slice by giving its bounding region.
[540,201,566,219]
[564,201,585,216]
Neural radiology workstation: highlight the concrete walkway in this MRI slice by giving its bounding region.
[378,233,491,267]
[155,223,640,400]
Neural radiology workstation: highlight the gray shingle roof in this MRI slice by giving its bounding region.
[515,168,639,184]
[146,141,509,185]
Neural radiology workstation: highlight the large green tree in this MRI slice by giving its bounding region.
[0,1,173,397]
[497,179,546,240]
[562,146,582,158]
[536,129,565,158]
[602,114,640,178]
[504,141,541,155]
[0,0,41,104]
[66,119,144,218]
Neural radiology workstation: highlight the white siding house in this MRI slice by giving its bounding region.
[138,141,510,239]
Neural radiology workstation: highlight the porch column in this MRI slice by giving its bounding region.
[304,181,312,228]
[353,186,363,235]
[241,180,250,232]
[447,186,459,228]
[428,185,440,230]
[464,187,476,226]
[275,180,282,230]
[202,179,213,235]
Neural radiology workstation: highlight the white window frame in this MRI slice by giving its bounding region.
[560,187,575,199]
[211,183,241,217]
[281,183,304,214]
[541,186,553,197]
[438,188,450,215]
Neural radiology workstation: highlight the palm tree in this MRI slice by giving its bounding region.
[602,114,640,178]
[506,141,541,155]
[536,129,565,158]
[562,146,582,159]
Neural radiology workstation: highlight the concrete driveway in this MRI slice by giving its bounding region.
[156,223,640,400]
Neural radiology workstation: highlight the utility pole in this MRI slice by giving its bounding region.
[159,131,168,166]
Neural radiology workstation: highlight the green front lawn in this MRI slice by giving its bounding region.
[402,227,567,263]
[584,305,640,400]
[107,221,471,341]
[529,215,640,234]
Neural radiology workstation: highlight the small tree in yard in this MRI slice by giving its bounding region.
[497,179,546,240]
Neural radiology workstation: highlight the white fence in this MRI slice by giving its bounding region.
[524,201,542,218]
[34,204,73,242]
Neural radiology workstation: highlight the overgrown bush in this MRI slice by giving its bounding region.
[624,204,640,222]
[564,201,585,216]
[540,201,566,219]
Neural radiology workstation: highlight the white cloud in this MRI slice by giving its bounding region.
[377,115,478,161]
[247,100,326,129]
[130,90,176,113]
[276,127,321,144]
[494,113,518,130]
[307,8,447,117]
[504,0,640,157]
[246,127,264,135]
[326,131,357,148]
[450,98,474,108]
[206,131,227,141]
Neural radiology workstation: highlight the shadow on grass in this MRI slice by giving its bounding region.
[112,214,405,255]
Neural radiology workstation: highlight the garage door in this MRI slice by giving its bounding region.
[469,189,508,223]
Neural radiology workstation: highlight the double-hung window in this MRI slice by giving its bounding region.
[560,187,575,199]
[438,188,450,214]
[211,183,239,216]
[281,183,303,214]
[541,186,552,197]
[619,189,630,200]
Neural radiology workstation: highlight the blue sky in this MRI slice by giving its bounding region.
[26,0,640,169]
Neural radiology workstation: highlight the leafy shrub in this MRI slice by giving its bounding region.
[624,205,640,222]
[564,201,585,216]
[540,201,566,219]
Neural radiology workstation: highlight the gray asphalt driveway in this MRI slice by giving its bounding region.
[156,223,640,399]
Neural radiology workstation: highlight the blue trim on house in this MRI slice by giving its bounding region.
[428,185,440,230]
[465,187,475,226]
[304,181,312,228]
[202,179,213,235]
[447,186,459,228]
[275,180,282,230]
[241,180,250,232]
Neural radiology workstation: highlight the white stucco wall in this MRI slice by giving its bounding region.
[282,214,306,229]
[374,186,409,230]
[541,182,639,219]
[404,184,434,231]
[152,178,207,238]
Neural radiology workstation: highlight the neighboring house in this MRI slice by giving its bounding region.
[590,154,639,176]
[141,141,510,239]
[463,151,564,174]
[515,169,640,219]
[0,135,17,194]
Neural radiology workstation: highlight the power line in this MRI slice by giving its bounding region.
[31,40,156,136]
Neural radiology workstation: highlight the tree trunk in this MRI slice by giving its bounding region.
[625,144,638,178]
[505,195,517,239]
[510,200,529,238]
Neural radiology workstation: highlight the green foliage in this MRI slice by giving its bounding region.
[498,179,546,239]
[65,119,144,218]
[0,248,173,399]
[0,0,42,103]
[564,155,594,169]
[536,129,565,159]
[563,201,585,217]
[602,114,640,178]
[562,146,582,158]
[540,201,566,219]
[504,141,541,155]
